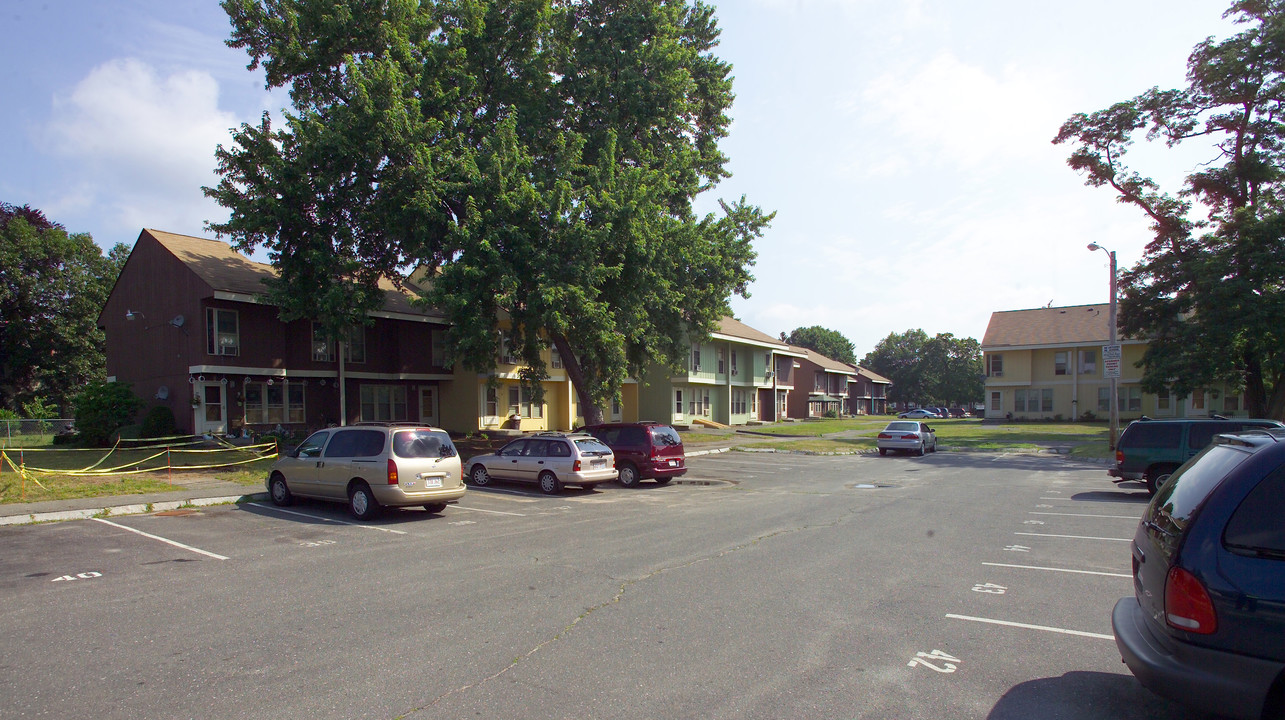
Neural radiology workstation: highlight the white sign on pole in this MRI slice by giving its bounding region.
[1103,344,1121,379]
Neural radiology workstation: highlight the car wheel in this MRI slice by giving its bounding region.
[538,471,562,495]
[930,438,937,453]
[1144,464,1179,495]
[654,477,672,486]
[879,448,887,456]
[268,472,293,507]
[617,463,640,487]
[470,465,491,486]
[348,483,380,521]
[916,441,926,457]
[423,502,447,514]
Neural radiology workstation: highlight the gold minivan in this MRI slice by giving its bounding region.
[267,423,465,520]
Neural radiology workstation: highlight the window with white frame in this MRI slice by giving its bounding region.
[431,329,447,367]
[206,308,239,356]
[688,388,709,416]
[988,354,1003,377]
[675,389,684,415]
[500,338,518,365]
[717,347,726,374]
[311,324,365,363]
[1158,387,1171,411]
[690,344,702,372]
[1098,387,1110,412]
[1015,388,1053,413]
[731,350,738,376]
[551,347,563,369]
[1079,350,1097,374]
[360,385,407,421]
[507,385,542,418]
[732,388,747,415]
[485,386,498,417]
[1117,386,1142,412]
[1191,389,1205,411]
[1054,352,1068,375]
[990,391,1002,411]
[244,381,305,424]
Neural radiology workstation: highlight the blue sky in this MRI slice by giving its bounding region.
[2,0,1237,357]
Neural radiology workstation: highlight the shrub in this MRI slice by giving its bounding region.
[73,381,142,446]
[140,405,178,438]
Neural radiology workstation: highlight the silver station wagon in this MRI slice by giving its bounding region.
[467,432,617,494]
[267,423,465,520]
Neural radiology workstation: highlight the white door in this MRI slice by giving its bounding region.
[194,383,226,435]
[419,387,439,426]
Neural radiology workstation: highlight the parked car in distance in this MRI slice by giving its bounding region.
[1108,416,1285,494]
[877,421,937,456]
[580,421,686,487]
[949,407,967,418]
[267,423,465,520]
[1113,428,1285,720]
[898,408,940,419]
[466,432,617,494]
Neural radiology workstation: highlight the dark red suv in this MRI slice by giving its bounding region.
[580,421,687,487]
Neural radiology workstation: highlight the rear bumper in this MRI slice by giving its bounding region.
[1112,597,1280,720]
[372,484,467,507]
[1108,467,1143,480]
[642,459,687,479]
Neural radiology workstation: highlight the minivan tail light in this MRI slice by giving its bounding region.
[387,459,399,485]
[1115,449,1124,465]
[1165,567,1217,634]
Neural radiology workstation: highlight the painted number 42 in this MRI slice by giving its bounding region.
[908,649,961,673]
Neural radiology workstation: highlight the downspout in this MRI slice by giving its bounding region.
[338,339,347,425]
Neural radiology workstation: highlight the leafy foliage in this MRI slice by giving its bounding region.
[1054,0,1285,418]
[206,0,771,425]
[861,330,982,407]
[0,204,128,414]
[786,326,856,365]
[73,381,143,447]
[140,405,179,439]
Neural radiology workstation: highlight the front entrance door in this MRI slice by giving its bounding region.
[419,387,439,426]
[194,383,226,435]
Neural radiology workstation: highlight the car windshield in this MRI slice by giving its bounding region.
[573,437,612,456]
[885,422,919,432]
[392,429,456,458]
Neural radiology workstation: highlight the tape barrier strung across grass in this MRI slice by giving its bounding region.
[0,437,279,477]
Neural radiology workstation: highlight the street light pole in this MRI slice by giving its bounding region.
[1088,243,1119,452]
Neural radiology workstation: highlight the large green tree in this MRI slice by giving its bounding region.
[1054,0,1285,419]
[786,325,856,365]
[861,329,982,407]
[0,204,126,414]
[206,0,771,424]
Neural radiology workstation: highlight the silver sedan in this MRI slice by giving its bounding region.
[877,421,937,456]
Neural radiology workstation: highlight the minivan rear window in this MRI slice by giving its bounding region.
[1150,444,1250,537]
[1225,465,1285,557]
[393,430,456,459]
[649,426,682,446]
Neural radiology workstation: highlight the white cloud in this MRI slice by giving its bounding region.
[41,58,237,236]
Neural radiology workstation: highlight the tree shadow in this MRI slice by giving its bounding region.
[988,671,1221,720]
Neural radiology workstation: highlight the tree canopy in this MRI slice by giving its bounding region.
[206,0,771,424]
[785,326,856,365]
[0,204,126,414]
[860,329,982,407]
[1054,0,1285,419]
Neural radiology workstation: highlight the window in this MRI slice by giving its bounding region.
[1098,387,1110,412]
[507,385,542,418]
[311,324,365,364]
[485,387,498,417]
[1224,393,1241,413]
[688,388,709,416]
[1079,350,1097,375]
[717,347,726,374]
[1157,388,1171,412]
[551,347,563,369]
[675,389,684,415]
[611,395,621,419]
[1225,466,1285,556]
[990,391,1002,411]
[360,385,407,421]
[500,338,517,365]
[1117,386,1142,412]
[244,380,305,424]
[731,350,738,376]
[1015,388,1053,413]
[206,308,239,356]
[814,374,826,392]
[690,344,702,372]
[431,329,448,367]
[1191,389,1205,411]
[732,389,747,415]
[988,354,1003,377]
[325,429,386,458]
[312,323,334,362]
[1054,352,1068,376]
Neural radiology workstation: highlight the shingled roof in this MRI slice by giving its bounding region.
[793,346,858,375]
[712,316,789,348]
[143,229,441,319]
[981,303,1125,348]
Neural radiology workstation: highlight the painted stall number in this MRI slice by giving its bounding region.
[449,520,477,526]
[1005,545,1031,553]
[1022,520,1046,525]
[972,583,1007,594]
[300,539,337,548]
[52,572,102,582]
[908,649,961,673]
[1035,504,1053,509]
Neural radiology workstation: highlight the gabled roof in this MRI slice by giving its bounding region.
[982,303,1128,349]
[852,366,891,384]
[794,346,858,376]
[711,316,790,350]
[143,229,442,319]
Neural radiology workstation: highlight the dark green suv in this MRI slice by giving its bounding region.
[1109,416,1285,494]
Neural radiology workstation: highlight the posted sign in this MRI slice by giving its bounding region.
[1103,344,1122,379]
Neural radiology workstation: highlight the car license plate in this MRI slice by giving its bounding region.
[420,474,443,489]
[591,460,605,469]
[668,459,678,467]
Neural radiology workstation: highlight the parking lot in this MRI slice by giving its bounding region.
[0,451,1212,719]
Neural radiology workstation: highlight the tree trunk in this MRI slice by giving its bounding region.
[551,334,603,427]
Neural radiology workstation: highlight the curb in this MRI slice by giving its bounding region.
[0,492,269,527]
[684,447,731,457]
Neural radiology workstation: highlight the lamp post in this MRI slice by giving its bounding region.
[1087,243,1119,451]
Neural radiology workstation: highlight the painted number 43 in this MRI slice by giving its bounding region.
[908,649,961,673]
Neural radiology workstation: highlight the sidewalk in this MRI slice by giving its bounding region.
[0,473,267,526]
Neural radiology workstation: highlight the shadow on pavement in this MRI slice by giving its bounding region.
[988,671,1214,720]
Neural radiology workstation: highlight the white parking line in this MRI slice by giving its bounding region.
[452,505,526,517]
[92,518,229,560]
[248,503,408,534]
[982,561,1130,578]
[1030,512,1139,520]
[1015,532,1131,542]
[946,614,1113,640]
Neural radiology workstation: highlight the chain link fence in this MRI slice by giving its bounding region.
[1,418,75,446]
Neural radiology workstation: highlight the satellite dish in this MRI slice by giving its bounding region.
[155,386,170,400]
[170,315,185,328]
